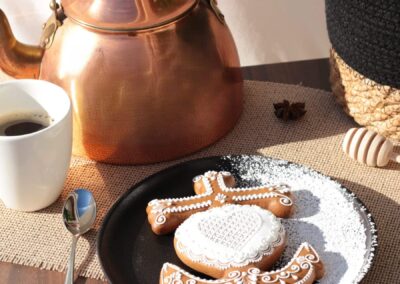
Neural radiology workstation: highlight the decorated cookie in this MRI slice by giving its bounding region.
[174,204,286,279]
[161,243,324,284]
[147,171,293,235]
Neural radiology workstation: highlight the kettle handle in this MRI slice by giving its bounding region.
[208,0,225,24]
[40,0,65,49]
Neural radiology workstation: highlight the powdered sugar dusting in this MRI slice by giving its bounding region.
[221,155,377,284]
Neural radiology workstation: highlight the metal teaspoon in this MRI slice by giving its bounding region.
[62,189,97,284]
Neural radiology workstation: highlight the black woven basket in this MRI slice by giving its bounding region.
[326,0,400,141]
[326,0,400,89]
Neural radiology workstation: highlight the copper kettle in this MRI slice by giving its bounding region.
[0,0,243,164]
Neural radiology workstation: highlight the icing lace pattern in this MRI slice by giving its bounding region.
[198,209,263,250]
[175,205,285,269]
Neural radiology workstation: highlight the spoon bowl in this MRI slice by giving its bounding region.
[63,189,96,284]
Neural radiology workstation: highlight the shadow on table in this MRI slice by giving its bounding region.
[75,231,98,283]
[278,219,347,284]
[219,81,358,149]
[334,178,400,283]
[292,189,321,218]
[279,190,347,283]
[242,59,331,91]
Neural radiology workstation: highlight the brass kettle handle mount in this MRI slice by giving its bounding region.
[40,0,65,49]
[209,0,225,24]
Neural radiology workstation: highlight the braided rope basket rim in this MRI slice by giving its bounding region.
[329,48,400,141]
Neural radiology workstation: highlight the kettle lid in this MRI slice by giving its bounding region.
[62,0,198,31]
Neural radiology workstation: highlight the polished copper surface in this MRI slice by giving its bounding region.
[62,0,198,31]
[0,1,243,164]
[0,10,44,78]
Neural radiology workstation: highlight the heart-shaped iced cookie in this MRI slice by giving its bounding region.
[174,204,286,279]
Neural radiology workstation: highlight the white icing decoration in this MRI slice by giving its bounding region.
[161,262,242,284]
[215,193,227,204]
[160,243,321,284]
[162,269,197,284]
[257,243,320,283]
[204,171,218,180]
[193,175,202,183]
[216,174,293,206]
[148,171,293,226]
[175,204,285,269]
[149,196,212,225]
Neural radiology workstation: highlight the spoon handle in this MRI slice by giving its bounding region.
[65,235,79,284]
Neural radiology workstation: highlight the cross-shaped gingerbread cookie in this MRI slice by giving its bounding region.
[146,171,293,235]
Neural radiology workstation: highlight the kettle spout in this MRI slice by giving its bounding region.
[0,9,44,79]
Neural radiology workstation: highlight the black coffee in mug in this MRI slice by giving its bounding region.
[0,113,53,136]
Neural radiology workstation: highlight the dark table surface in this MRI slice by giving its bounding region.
[0,58,331,283]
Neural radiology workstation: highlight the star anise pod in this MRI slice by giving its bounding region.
[273,100,306,121]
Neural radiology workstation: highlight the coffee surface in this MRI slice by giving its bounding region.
[3,121,47,136]
[0,113,53,136]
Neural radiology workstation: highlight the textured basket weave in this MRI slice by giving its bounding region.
[330,49,400,141]
[325,0,400,89]
[326,0,400,140]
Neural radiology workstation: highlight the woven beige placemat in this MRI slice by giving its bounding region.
[0,75,399,283]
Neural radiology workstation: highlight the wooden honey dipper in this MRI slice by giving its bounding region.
[343,128,400,167]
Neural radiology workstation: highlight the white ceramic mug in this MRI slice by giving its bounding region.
[0,80,72,211]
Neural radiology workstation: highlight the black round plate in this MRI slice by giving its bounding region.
[97,155,377,284]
